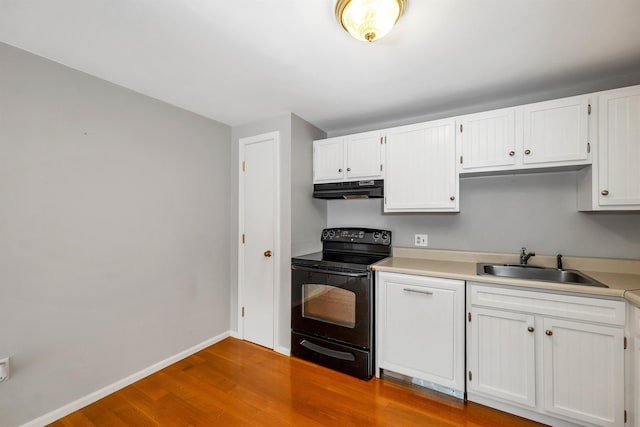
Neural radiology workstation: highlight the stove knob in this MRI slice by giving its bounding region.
[358,231,365,239]
[329,230,335,239]
[322,230,329,239]
[381,232,389,242]
[373,231,381,240]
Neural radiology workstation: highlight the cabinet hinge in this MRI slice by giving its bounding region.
[460,124,463,133]
[468,312,471,322]
[384,136,387,144]
[380,164,383,172]
[242,307,245,317]
[468,371,472,381]
[624,409,627,423]
[380,137,383,144]
[624,336,627,350]
[460,155,463,165]
[242,161,246,172]
[587,142,591,153]
[242,233,245,244]
[588,103,592,115]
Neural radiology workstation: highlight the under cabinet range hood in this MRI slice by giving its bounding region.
[313,180,384,199]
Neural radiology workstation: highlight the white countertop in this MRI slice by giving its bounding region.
[372,247,640,305]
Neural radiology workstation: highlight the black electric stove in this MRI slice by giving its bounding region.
[291,227,391,379]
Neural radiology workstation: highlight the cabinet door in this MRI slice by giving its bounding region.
[468,307,536,408]
[345,131,383,180]
[313,137,345,183]
[459,108,517,171]
[542,318,624,427]
[598,86,640,207]
[377,273,465,392]
[384,120,458,212]
[521,95,590,166]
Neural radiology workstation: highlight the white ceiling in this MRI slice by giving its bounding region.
[2,0,640,134]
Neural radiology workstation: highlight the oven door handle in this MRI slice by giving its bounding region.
[291,265,369,278]
[299,339,356,361]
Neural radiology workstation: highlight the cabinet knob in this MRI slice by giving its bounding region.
[347,167,351,172]
[338,168,342,173]
[524,149,531,155]
[527,326,535,333]
[601,190,609,196]
[264,250,272,257]
[509,151,515,157]
[545,330,553,336]
[450,196,456,201]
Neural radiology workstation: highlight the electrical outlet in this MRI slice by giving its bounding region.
[0,358,9,383]
[414,234,428,247]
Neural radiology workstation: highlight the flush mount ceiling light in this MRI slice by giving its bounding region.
[335,0,407,42]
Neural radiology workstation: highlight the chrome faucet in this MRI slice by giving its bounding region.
[520,247,535,265]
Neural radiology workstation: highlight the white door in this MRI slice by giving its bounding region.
[313,137,344,183]
[468,307,536,408]
[521,95,590,165]
[384,119,458,212]
[542,318,624,427]
[345,131,383,180]
[598,86,640,207]
[458,107,517,171]
[239,132,279,349]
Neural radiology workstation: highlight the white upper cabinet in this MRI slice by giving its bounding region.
[458,108,517,172]
[313,131,383,183]
[597,86,640,207]
[458,95,591,174]
[578,85,640,211]
[313,137,344,183]
[384,120,458,212]
[521,95,590,166]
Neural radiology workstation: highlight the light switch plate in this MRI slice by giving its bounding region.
[414,234,428,247]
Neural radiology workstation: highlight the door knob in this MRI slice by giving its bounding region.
[264,250,272,257]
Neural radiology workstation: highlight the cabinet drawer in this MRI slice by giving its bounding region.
[469,282,625,326]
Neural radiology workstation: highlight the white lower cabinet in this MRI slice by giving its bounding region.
[468,308,536,407]
[376,272,465,395]
[628,304,640,427]
[467,282,626,427]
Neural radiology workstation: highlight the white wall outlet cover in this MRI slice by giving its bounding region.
[414,234,428,247]
[0,357,9,382]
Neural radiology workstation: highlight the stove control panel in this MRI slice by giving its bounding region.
[321,228,391,245]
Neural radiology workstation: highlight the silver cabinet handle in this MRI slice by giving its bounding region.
[509,151,515,156]
[527,326,535,333]
[338,168,343,173]
[524,149,531,155]
[601,190,609,196]
[347,167,351,172]
[403,288,433,296]
[545,330,553,336]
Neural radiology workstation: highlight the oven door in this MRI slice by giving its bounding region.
[291,265,371,349]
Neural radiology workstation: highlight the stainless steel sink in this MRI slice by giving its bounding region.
[476,263,608,288]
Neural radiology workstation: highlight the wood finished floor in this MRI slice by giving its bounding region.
[49,337,544,426]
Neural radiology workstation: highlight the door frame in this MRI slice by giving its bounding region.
[237,131,281,348]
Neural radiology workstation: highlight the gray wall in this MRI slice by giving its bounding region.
[0,43,231,426]
[291,114,326,257]
[328,171,640,259]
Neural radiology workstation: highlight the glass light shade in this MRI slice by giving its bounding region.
[336,0,407,42]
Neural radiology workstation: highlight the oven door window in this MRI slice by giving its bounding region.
[302,284,356,328]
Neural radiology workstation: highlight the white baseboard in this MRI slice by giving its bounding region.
[274,345,290,356]
[22,331,230,427]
